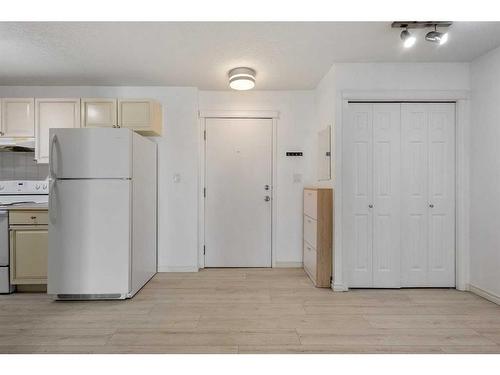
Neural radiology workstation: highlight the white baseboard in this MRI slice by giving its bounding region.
[333,282,348,292]
[469,284,500,306]
[157,266,199,272]
[275,262,303,268]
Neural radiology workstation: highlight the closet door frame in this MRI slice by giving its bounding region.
[335,90,470,292]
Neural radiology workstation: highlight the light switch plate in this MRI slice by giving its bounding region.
[293,173,302,183]
[173,173,181,183]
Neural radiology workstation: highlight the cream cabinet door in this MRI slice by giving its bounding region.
[118,99,162,136]
[0,98,35,137]
[10,227,48,284]
[81,98,117,128]
[35,98,81,164]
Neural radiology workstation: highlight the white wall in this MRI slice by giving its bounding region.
[314,62,471,289]
[470,46,500,299]
[0,86,317,270]
[314,62,471,188]
[0,86,200,272]
[199,90,316,266]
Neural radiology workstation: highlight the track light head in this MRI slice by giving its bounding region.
[425,25,449,45]
[400,28,416,48]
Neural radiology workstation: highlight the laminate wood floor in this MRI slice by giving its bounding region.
[1,268,500,354]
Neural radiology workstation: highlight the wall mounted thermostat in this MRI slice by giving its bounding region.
[286,151,303,157]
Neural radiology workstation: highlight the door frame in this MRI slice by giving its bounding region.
[197,110,279,269]
[335,90,470,291]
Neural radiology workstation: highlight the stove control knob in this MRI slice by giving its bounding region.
[35,184,41,190]
[43,183,48,190]
[0,185,4,191]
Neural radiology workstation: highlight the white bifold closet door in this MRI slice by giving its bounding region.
[401,103,455,287]
[344,102,455,288]
[344,103,401,288]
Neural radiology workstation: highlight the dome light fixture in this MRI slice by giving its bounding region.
[425,25,449,45]
[400,28,416,48]
[228,67,256,90]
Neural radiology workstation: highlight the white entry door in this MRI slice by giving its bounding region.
[205,118,273,267]
[401,103,455,287]
[343,103,401,287]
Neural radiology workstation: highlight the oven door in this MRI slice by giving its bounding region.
[0,210,8,266]
[0,209,12,294]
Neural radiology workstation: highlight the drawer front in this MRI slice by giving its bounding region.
[9,211,48,225]
[303,215,317,248]
[304,189,317,219]
[303,241,317,281]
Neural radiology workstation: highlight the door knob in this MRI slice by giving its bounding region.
[429,204,434,208]
[368,204,373,208]
[264,196,271,202]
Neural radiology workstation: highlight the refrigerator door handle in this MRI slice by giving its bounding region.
[49,134,58,180]
[48,179,56,224]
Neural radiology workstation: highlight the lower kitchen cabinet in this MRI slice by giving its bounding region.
[9,210,48,285]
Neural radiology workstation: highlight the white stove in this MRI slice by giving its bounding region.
[0,180,49,206]
[0,180,49,294]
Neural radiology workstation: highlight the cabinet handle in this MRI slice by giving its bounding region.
[30,216,37,220]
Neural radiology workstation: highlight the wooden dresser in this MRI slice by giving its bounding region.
[303,187,333,287]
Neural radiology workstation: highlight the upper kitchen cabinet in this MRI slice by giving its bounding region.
[81,98,117,128]
[118,99,162,136]
[0,98,35,138]
[35,98,81,164]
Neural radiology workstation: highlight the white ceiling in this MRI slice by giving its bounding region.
[1,22,500,89]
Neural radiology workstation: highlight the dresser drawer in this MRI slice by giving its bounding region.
[9,211,49,225]
[303,215,317,248]
[304,189,317,219]
[303,241,317,281]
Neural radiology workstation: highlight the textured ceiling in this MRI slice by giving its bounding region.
[1,22,500,89]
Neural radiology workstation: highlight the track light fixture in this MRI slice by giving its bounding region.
[392,21,452,48]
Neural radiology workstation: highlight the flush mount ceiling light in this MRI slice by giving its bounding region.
[228,67,256,90]
[392,21,452,48]
[425,25,449,45]
[400,28,416,48]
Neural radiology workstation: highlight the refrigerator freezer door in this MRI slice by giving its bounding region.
[49,128,132,179]
[0,211,8,266]
[48,179,131,297]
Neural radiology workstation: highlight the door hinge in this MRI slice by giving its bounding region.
[203,130,206,140]
[203,187,206,197]
[203,245,206,255]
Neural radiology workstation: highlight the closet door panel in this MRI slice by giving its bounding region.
[401,103,455,287]
[344,104,373,287]
[427,104,455,286]
[401,104,429,286]
[372,104,401,287]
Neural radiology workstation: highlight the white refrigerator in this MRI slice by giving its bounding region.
[47,128,157,300]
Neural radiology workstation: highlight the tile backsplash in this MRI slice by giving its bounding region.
[0,151,48,180]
